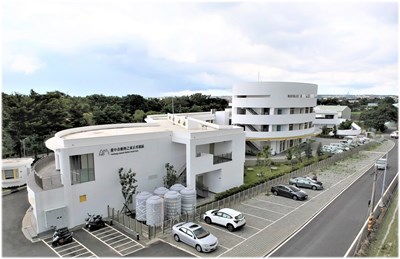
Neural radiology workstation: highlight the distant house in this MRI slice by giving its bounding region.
[314,105,360,136]
[2,157,34,188]
[367,103,378,108]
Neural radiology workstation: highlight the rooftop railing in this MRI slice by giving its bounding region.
[32,153,63,190]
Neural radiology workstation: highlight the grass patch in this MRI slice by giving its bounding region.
[366,190,398,257]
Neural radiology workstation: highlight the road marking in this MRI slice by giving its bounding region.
[244,224,261,230]
[241,202,285,215]
[242,212,274,222]
[83,224,144,256]
[201,223,246,240]
[218,244,230,250]
[158,238,200,258]
[253,197,296,209]
[42,236,98,258]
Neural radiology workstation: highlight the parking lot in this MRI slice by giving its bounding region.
[42,235,97,257]
[162,148,387,257]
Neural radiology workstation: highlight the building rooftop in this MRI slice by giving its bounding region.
[2,157,34,168]
[315,105,349,112]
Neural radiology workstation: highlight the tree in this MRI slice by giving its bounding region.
[338,120,353,130]
[286,147,293,167]
[118,168,138,215]
[132,109,146,122]
[360,103,398,132]
[260,145,272,169]
[293,146,302,163]
[163,163,177,188]
[316,142,323,157]
[305,141,313,159]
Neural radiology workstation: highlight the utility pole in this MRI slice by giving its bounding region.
[380,153,388,199]
[368,165,378,232]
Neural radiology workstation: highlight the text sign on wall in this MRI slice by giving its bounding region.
[99,144,144,156]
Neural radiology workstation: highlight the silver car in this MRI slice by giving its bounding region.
[172,222,218,253]
[289,176,323,190]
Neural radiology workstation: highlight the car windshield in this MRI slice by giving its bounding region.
[289,186,300,192]
[193,227,210,239]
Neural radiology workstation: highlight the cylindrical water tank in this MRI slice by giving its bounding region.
[170,183,185,193]
[146,196,163,226]
[154,187,169,197]
[180,188,196,214]
[135,191,152,221]
[164,191,181,219]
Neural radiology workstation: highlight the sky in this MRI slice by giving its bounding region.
[2,0,399,97]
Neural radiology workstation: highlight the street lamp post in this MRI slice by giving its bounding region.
[380,153,388,199]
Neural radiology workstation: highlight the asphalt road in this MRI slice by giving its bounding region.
[269,137,398,257]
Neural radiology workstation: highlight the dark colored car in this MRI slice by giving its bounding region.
[271,184,308,200]
[289,177,323,190]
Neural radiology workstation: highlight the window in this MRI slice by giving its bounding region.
[289,124,293,131]
[276,125,281,131]
[305,107,309,114]
[277,109,282,115]
[309,122,312,128]
[70,153,95,185]
[3,169,16,180]
[262,125,269,132]
[304,122,308,129]
[290,108,295,114]
[263,108,270,115]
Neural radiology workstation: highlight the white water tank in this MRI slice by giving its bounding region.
[146,196,163,226]
[170,183,185,193]
[154,186,169,197]
[164,191,181,219]
[135,191,152,221]
[180,188,196,214]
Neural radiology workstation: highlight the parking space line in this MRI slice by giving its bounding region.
[241,203,285,215]
[57,243,80,253]
[254,198,296,209]
[41,237,98,258]
[113,240,134,248]
[83,224,144,256]
[90,227,111,234]
[72,251,90,258]
[218,244,230,250]
[98,232,117,239]
[242,212,274,222]
[244,224,261,230]
[62,247,85,256]
[109,238,128,246]
[158,239,200,258]
[119,244,141,252]
[103,235,123,242]
[202,223,246,240]
[95,228,114,236]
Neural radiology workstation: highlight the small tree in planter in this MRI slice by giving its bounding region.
[316,142,323,157]
[305,141,313,160]
[163,163,177,188]
[286,147,293,168]
[118,168,138,216]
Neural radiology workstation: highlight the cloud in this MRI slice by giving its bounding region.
[2,1,398,96]
[6,54,45,74]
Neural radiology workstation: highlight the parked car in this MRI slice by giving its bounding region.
[390,131,399,139]
[304,176,323,186]
[172,222,218,253]
[270,184,308,200]
[203,208,246,231]
[289,177,323,190]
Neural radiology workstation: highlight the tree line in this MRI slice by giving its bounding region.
[2,90,229,158]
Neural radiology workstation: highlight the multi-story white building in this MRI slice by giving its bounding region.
[231,82,318,154]
[26,114,245,235]
[2,157,34,188]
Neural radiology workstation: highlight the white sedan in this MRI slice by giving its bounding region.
[202,208,246,232]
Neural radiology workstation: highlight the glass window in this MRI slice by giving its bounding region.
[277,125,281,131]
[290,108,295,114]
[3,169,15,180]
[70,153,95,185]
[289,124,293,131]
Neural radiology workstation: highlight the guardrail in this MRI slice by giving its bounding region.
[32,153,63,190]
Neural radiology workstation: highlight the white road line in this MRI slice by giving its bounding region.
[72,251,90,258]
[95,229,115,236]
[157,239,200,258]
[118,244,141,252]
[91,226,112,234]
[241,203,285,215]
[57,243,80,252]
[83,224,144,256]
[218,244,230,251]
[242,212,274,222]
[113,240,134,249]
[244,224,261,230]
[202,223,246,240]
[98,232,117,239]
[109,238,128,246]
[253,197,296,209]
[73,239,98,258]
[103,235,123,242]
[61,247,85,256]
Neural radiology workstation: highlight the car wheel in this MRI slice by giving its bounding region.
[292,195,298,200]
[205,217,212,224]
[174,234,180,242]
[312,186,317,190]
[196,245,202,253]
[293,183,297,187]
[273,191,278,196]
[227,224,234,232]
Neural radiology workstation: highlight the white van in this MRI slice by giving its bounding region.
[375,158,387,170]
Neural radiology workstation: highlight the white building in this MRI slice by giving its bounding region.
[231,82,319,154]
[314,105,361,136]
[26,114,245,234]
[2,157,34,188]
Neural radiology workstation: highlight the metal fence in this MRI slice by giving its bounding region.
[107,141,376,240]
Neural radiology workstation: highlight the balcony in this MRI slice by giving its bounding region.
[32,153,63,190]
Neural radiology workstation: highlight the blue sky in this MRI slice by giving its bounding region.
[2,0,398,97]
